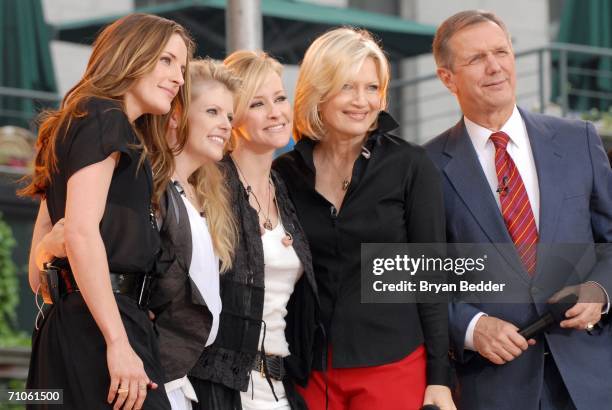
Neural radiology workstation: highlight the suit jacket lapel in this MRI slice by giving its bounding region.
[519,108,564,246]
[443,119,528,279]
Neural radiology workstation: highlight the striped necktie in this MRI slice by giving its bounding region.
[490,131,538,275]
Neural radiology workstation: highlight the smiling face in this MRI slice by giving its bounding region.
[183,80,234,164]
[437,21,516,123]
[319,57,382,141]
[238,71,292,150]
[124,33,188,121]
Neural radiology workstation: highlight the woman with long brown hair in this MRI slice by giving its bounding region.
[30,58,240,410]
[21,13,193,410]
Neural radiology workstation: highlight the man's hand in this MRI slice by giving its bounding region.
[473,316,535,365]
[550,283,605,330]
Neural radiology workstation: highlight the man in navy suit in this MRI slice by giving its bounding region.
[425,10,612,410]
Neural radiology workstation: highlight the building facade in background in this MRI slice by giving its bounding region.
[43,0,552,144]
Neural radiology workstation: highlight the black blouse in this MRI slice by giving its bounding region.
[46,97,160,274]
[273,111,451,386]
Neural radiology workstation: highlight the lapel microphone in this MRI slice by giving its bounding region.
[497,176,509,196]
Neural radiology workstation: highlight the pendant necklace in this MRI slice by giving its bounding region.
[272,195,294,247]
[341,178,350,191]
[316,150,351,191]
[233,158,273,232]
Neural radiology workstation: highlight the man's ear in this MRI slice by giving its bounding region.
[437,67,457,95]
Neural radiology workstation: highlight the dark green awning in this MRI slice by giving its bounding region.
[53,0,436,63]
[1,0,57,128]
[551,0,612,112]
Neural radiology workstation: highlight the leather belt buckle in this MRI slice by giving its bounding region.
[254,353,285,381]
[260,356,266,378]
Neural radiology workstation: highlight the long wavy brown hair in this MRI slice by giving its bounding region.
[19,13,194,206]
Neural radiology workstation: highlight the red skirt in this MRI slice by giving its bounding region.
[297,344,427,410]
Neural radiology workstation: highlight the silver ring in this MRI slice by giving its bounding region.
[586,322,595,331]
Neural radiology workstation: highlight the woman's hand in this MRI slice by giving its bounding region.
[64,153,157,409]
[423,385,456,410]
[106,337,158,410]
[35,218,67,269]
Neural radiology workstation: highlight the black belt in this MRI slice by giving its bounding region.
[253,352,286,381]
[58,268,152,309]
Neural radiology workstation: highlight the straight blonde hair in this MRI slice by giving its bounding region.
[293,27,390,142]
[223,50,283,150]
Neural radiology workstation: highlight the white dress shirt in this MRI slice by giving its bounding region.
[464,105,540,226]
[463,106,540,351]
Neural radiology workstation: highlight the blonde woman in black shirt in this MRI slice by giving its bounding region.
[274,27,456,410]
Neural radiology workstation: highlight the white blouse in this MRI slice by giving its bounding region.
[165,188,222,410]
[240,221,303,410]
[180,194,221,346]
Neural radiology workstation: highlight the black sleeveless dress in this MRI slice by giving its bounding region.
[26,98,170,410]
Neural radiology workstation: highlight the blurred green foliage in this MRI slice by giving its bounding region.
[0,213,29,347]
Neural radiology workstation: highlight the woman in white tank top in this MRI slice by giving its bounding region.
[187,51,320,410]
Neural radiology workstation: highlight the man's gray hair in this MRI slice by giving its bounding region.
[432,10,511,69]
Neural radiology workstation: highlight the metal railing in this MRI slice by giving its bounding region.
[0,87,61,130]
[2,43,612,149]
